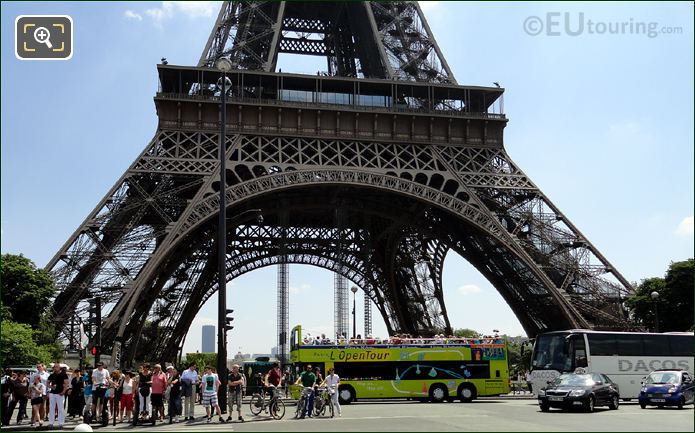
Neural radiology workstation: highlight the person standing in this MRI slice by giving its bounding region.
[201,366,225,423]
[29,373,46,427]
[119,371,134,423]
[30,364,50,422]
[47,364,69,428]
[226,364,245,422]
[150,364,167,422]
[294,364,316,418]
[1,369,14,426]
[9,371,29,425]
[321,367,341,417]
[167,368,182,423]
[82,371,92,420]
[180,362,198,421]
[91,362,109,422]
[67,369,83,418]
[108,370,121,421]
[524,371,533,394]
[136,364,153,420]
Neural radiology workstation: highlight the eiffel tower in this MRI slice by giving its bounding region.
[47,1,636,366]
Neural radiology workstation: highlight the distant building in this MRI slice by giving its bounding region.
[202,325,215,353]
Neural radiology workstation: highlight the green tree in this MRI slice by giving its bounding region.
[626,259,694,332]
[453,328,479,338]
[183,353,218,371]
[1,254,56,329]
[0,320,57,365]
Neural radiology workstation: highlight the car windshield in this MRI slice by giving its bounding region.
[645,372,679,385]
[553,374,593,386]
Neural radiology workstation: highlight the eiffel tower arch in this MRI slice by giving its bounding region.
[47,1,636,366]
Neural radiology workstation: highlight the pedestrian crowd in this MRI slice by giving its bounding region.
[1,360,297,427]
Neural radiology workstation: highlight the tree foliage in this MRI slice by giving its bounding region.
[626,259,694,332]
[1,254,56,328]
[453,328,480,338]
[0,320,59,365]
[183,352,218,371]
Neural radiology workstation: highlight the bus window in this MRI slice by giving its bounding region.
[532,333,570,371]
[669,335,692,356]
[642,335,670,356]
[570,335,587,369]
[587,334,617,356]
[615,334,644,356]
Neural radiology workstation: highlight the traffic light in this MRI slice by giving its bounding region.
[225,309,234,331]
[88,297,102,364]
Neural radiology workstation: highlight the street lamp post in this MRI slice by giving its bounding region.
[351,286,358,339]
[650,291,660,333]
[215,56,233,413]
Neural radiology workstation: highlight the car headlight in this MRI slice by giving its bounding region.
[569,389,586,397]
[667,387,678,394]
[640,387,647,393]
[538,389,546,397]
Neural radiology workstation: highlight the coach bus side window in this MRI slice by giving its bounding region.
[669,335,692,357]
[587,334,617,356]
[615,334,644,356]
[642,335,670,356]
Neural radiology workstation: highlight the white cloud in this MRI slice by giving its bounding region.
[289,283,311,294]
[458,284,481,295]
[675,216,694,237]
[124,10,143,21]
[144,1,217,26]
[418,1,441,11]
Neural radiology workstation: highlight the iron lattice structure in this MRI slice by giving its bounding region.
[277,263,288,363]
[364,291,373,337]
[46,1,636,366]
[334,273,349,339]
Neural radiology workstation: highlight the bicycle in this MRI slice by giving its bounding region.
[313,386,336,418]
[294,386,313,419]
[249,384,285,420]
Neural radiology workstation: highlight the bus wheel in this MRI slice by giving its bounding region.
[339,385,355,405]
[458,384,477,403]
[429,384,448,403]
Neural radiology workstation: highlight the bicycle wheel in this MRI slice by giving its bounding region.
[270,399,285,420]
[249,393,264,416]
[294,396,304,418]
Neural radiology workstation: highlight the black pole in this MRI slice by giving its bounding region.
[217,71,228,413]
[352,292,356,339]
[654,302,659,333]
[94,296,101,365]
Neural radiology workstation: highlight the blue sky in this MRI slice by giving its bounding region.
[1,2,693,355]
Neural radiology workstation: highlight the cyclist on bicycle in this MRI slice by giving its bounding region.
[294,364,316,419]
[320,367,341,417]
[226,364,245,423]
[264,362,283,401]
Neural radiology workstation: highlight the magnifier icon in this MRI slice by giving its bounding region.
[33,26,53,49]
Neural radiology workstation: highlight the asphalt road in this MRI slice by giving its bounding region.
[3,398,692,432]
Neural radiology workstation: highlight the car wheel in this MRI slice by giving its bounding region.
[608,395,619,410]
[458,384,477,403]
[429,384,448,403]
[585,396,595,413]
[678,396,684,410]
[639,402,647,409]
[540,403,550,412]
[338,385,355,405]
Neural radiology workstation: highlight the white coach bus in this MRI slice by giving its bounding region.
[529,330,694,400]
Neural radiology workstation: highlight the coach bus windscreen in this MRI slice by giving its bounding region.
[531,333,570,371]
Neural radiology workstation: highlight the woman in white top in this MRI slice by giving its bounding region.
[29,375,46,427]
[320,367,341,416]
[119,372,135,423]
